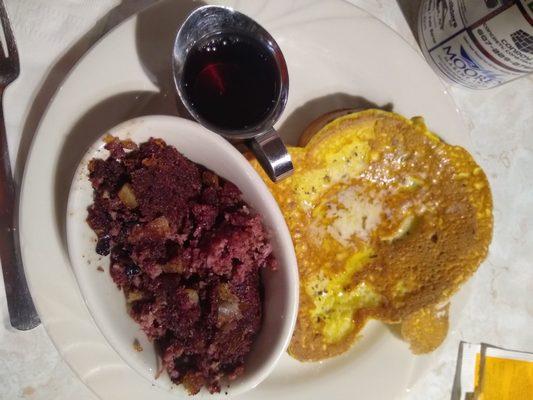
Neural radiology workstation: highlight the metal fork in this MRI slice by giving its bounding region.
[0,0,39,330]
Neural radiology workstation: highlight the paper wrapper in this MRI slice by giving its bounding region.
[452,342,533,400]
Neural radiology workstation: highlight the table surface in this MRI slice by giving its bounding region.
[1,1,531,399]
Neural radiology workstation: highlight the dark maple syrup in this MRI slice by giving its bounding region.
[182,33,281,131]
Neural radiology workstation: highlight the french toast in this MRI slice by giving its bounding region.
[250,109,492,361]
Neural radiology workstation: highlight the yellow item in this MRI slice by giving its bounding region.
[250,110,493,361]
[475,354,533,400]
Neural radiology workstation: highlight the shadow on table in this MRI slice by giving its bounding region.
[25,0,203,252]
[396,0,422,42]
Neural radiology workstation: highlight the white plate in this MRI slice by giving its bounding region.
[20,1,470,399]
[66,116,299,397]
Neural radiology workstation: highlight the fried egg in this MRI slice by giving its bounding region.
[251,109,492,361]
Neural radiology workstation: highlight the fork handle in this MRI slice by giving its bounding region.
[0,91,40,330]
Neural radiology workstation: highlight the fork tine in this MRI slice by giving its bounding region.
[0,0,18,68]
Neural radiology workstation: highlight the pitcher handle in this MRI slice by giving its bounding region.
[248,129,293,182]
